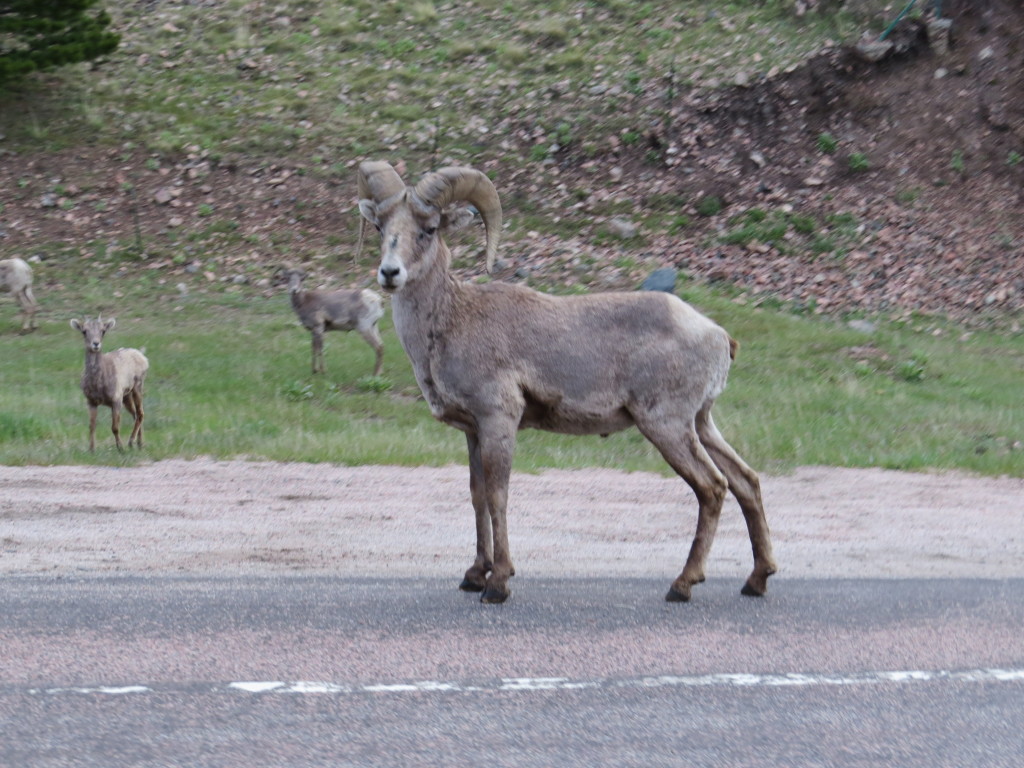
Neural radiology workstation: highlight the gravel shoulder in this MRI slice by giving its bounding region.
[2,461,1021,581]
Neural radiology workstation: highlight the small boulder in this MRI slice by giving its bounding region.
[608,217,637,239]
[641,267,677,293]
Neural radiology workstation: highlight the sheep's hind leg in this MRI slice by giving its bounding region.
[696,408,776,596]
[636,417,728,603]
[125,389,145,448]
[361,326,384,377]
[110,402,125,451]
[460,432,493,593]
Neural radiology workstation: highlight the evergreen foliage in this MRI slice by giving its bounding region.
[0,0,119,85]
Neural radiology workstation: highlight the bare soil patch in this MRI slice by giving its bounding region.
[2,461,1020,581]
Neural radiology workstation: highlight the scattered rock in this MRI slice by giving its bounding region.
[855,37,894,63]
[847,319,877,334]
[927,17,953,56]
[641,267,677,293]
[608,217,637,239]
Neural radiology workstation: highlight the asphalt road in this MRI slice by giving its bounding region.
[2,575,1022,767]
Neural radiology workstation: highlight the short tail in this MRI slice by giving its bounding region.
[728,335,739,361]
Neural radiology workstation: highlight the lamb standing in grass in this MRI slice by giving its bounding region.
[70,317,149,452]
[280,268,385,376]
[0,257,39,332]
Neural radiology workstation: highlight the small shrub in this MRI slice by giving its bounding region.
[1006,150,1022,167]
[791,214,817,234]
[529,144,549,162]
[816,132,838,154]
[281,381,314,401]
[410,1,437,24]
[848,153,870,172]
[897,352,927,383]
[950,150,965,174]
[668,214,691,234]
[896,187,920,205]
[696,195,723,217]
[357,375,393,394]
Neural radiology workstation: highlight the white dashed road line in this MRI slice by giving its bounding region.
[24,667,1024,697]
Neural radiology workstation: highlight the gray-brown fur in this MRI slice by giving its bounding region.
[70,317,149,452]
[281,268,385,376]
[0,258,39,332]
[357,160,776,605]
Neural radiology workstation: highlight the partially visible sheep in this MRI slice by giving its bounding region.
[0,258,39,332]
[70,317,149,452]
[280,268,385,377]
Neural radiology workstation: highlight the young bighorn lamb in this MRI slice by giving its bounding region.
[357,161,776,604]
[70,317,149,452]
[280,268,385,377]
[0,257,39,332]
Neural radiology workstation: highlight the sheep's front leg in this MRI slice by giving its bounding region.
[459,431,493,593]
[311,328,325,374]
[87,404,99,452]
[475,420,517,604]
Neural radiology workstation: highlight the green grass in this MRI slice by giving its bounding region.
[1,261,1021,477]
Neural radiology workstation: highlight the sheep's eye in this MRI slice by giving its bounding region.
[424,226,437,236]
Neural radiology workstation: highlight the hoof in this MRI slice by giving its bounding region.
[480,587,510,604]
[740,580,767,597]
[665,585,691,603]
[459,577,485,593]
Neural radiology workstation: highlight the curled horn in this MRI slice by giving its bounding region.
[357,161,406,202]
[413,167,503,273]
[356,161,407,263]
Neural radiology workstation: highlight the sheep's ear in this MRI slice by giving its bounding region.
[70,319,83,331]
[440,207,475,234]
[103,318,116,332]
[357,199,379,226]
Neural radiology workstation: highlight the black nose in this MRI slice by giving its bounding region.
[380,265,401,280]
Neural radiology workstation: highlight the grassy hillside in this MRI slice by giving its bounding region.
[1,1,862,163]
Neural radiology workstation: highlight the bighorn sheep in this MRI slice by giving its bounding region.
[70,317,149,452]
[279,268,385,377]
[0,257,39,332]
[357,161,776,604]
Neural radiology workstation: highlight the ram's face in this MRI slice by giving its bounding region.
[360,193,450,294]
